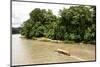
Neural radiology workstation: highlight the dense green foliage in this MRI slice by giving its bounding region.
[12,27,21,34]
[20,6,96,44]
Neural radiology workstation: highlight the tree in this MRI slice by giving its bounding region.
[20,6,96,44]
[21,8,57,38]
[59,5,96,42]
[20,19,34,38]
[12,27,21,34]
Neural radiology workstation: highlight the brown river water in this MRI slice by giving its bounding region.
[12,34,96,66]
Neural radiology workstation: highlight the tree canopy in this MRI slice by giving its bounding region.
[20,5,96,44]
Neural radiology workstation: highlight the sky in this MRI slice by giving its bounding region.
[12,1,76,28]
[12,0,95,27]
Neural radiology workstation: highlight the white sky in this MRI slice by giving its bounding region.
[12,2,75,27]
[12,1,76,27]
[12,0,94,27]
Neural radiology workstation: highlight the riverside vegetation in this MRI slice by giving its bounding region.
[20,5,96,44]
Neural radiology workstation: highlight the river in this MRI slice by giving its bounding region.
[12,34,95,66]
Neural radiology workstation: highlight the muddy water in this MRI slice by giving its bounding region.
[12,34,95,66]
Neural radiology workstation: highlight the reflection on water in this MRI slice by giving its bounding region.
[12,34,95,66]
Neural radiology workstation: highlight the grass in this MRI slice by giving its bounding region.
[20,35,96,45]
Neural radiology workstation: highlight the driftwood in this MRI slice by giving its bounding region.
[56,48,70,56]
